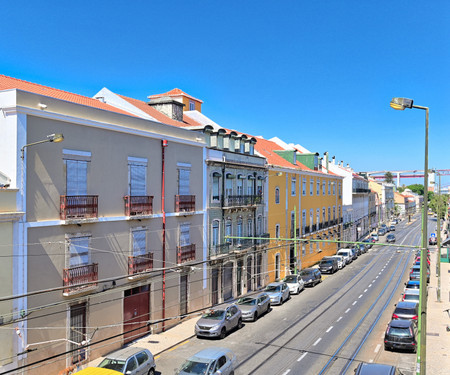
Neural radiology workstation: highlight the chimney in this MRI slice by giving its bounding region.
[324,151,329,173]
[148,97,185,121]
[332,156,336,165]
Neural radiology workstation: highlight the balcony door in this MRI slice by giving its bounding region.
[178,168,190,195]
[128,158,147,196]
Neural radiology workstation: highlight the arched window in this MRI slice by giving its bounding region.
[275,224,280,239]
[275,253,281,280]
[275,187,280,204]
[212,220,219,247]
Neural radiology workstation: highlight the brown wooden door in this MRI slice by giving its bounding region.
[123,285,149,344]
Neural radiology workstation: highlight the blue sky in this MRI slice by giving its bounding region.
[2,1,449,188]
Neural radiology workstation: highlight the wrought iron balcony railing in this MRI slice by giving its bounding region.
[124,195,153,216]
[177,244,196,264]
[60,195,98,220]
[175,195,195,212]
[209,243,231,257]
[128,253,153,275]
[63,263,98,295]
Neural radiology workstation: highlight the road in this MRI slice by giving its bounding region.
[155,215,426,375]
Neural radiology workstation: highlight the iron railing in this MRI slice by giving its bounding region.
[224,195,262,207]
[177,244,196,264]
[124,195,153,216]
[175,195,195,212]
[209,243,230,257]
[60,195,98,220]
[63,263,98,294]
[128,253,153,275]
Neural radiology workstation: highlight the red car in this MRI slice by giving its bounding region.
[415,256,430,265]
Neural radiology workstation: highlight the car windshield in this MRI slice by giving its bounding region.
[299,270,313,276]
[179,359,210,374]
[406,284,420,289]
[395,308,415,315]
[388,327,411,337]
[202,310,225,320]
[237,297,256,305]
[321,260,333,265]
[404,294,419,301]
[98,359,126,372]
[266,285,281,292]
[284,276,298,283]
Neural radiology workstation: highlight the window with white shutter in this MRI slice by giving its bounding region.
[180,223,190,247]
[69,236,90,267]
[178,168,191,195]
[66,160,88,196]
[132,230,146,256]
[128,158,147,196]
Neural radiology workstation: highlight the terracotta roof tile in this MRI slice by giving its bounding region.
[0,74,133,116]
[149,88,203,103]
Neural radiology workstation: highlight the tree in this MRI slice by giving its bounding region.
[429,194,448,219]
[407,184,424,196]
[384,171,394,184]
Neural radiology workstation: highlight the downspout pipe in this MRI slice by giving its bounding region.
[161,139,168,331]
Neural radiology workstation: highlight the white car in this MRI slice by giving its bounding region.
[337,249,352,264]
[331,255,345,269]
[282,274,305,294]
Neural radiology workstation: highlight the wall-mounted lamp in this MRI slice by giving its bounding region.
[38,103,47,110]
[21,133,64,159]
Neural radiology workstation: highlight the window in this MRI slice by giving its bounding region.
[226,175,233,196]
[69,303,87,364]
[212,173,220,201]
[322,180,326,195]
[291,176,296,196]
[328,207,331,222]
[275,187,280,204]
[247,176,255,195]
[339,182,342,196]
[317,179,320,195]
[256,178,263,196]
[178,166,191,195]
[217,356,227,370]
[68,236,90,267]
[237,178,244,195]
[132,229,146,257]
[333,206,336,220]
[322,207,326,223]
[302,242,306,256]
[128,157,147,196]
[310,179,314,196]
[302,210,306,232]
[275,224,280,239]
[309,209,314,228]
[66,159,88,196]
[189,100,195,110]
[237,218,243,244]
[316,209,320,226]
[135,351,149,366]
[125,357,138,373]
[247,218,253,237]
[180,223,190,247]
[333,182,336,195]
[257,216,262,235]
[212,220,219,246]
[328,181,331,195]
[275,253,280,280]
[225,220,232,243]
[302,178,306,196]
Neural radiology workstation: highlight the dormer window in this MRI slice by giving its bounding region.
[189,100,195,111]
[217,134,224,149]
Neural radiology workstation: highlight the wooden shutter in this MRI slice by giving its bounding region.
[66,160,87,196]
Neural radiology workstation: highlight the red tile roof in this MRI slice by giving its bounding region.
[118,94,203,128]
[148,88,203,103]
[0,74,133,116]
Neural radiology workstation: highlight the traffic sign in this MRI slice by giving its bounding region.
[430,233,436,238]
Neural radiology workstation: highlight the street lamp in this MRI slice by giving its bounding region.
[390,97,428,375]
[20,133,64,159]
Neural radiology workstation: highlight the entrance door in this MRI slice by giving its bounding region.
[123,285,150,344]
[211,268,219,305]
[237,260,243,296]
[246,257,253,292]
[180,274,188,316]
[223,263,233,301]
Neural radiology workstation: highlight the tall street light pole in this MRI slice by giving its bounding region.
[390,97,428,375]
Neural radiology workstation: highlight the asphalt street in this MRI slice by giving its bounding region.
[155,215,425,375]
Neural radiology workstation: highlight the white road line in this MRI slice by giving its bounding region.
[281,370,291,375]
[378,272,382,275]
[372,280,376,283]
[376,275,379,279]
[358,294,363,299]
[352,301,357,305]
[374,344,381,353]
[345,308,351,313]
[313,338,322,346]
[326,326,333,333]
[297,352,308,362]
[283,317,287,320]
[364,289,368,293]
[337,316,343,322]
[368,284,372,288]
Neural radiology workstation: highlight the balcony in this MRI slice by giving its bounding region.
[128,253,153,276]
[209,243,231,258]
[233,238,254,251]
[63,263,98,296]
[303,226,310,235]
[177,244,196,264]
[60,195,98,220]
[255,233,270,245]
[224,195,262,207]
[311,224,317,232]
[175,195,195,212]
[124,195,153,216]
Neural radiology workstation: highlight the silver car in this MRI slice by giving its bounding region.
[176,347,237,375]
[283,274,305,294]
[236,293,271,321]
[97,347,156,375]
[264,282,290,305]
[195,304,242,339]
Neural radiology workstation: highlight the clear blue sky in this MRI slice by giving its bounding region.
[2,1,449,188]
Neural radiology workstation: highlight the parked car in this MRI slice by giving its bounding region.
[371,233,379,242]
[264,282,290,305]
[349,248,358,260]
[337,249,352,264]
[283,274,305,294]
[389,225,396,232]
[413,260,430,270]
[386,234,396,243]
[392,301,418,324]
[361,238,373,249]
[318,257,339,274]
[402,289,420,304]
[236,293,270,321]
[331,255,345,269]
[429,236,437,245]
[195,305,242,339]
[378,228,386,236]
[404,280,420,292]
[410,265,430,283]
[414,256,430,265]
[384,319,417,353]
[97,347,156,375]
[353,246,362,256]
[357,243,367,253]
[354,362,399,375]
[299,268,322,286]
[176,347,236,375]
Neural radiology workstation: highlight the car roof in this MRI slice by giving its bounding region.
[103,346,149,361]
[192,347,232,360]
[404,289,420,295]
[267,281,284,286]
[406,280,420,285]
[356,363,396,375]
[389,319,413,328]
[396,301,418,308]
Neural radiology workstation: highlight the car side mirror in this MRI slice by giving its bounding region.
[126,372,132,375]
[215,370,223,375]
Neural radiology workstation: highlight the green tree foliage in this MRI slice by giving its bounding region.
[428,194,448,219]
[384,171,394,184]
[407,184,424,196]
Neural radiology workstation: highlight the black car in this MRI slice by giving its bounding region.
[354,362,399,375]
[361,239,373,249]
[389,225,396,232]
[392,301,418,324]
[386,234,396,243]
[299,268,321,287]
[318,257,338,274]
[384,319,417,353]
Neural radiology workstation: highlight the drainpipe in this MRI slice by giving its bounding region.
[161,139,168,331]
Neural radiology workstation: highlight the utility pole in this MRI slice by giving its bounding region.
[436,173,441,302]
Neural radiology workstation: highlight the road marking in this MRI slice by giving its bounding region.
[345,308,351,313]
[364,289,368,293]
[368,284,372,288]
[378,272,382,275]
[326,326,334,333]
[359,294,363,299]
[313,338,322,346]
[167,340,190,353]
[352,301,357,305]
[373,280,376,283]
[374,344,381,353]
[297,352,308,362]
[376,275,379,279]
[281,370,291,375]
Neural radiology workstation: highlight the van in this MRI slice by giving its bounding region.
[337,249,352,264]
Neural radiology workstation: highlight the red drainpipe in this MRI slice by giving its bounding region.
[161,139,168,331]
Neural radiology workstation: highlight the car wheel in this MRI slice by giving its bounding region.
[253,312,258,321]
[266,303,271,313]
[237,318,243,329]
[148,369,155,375]
[219,327,226,339]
